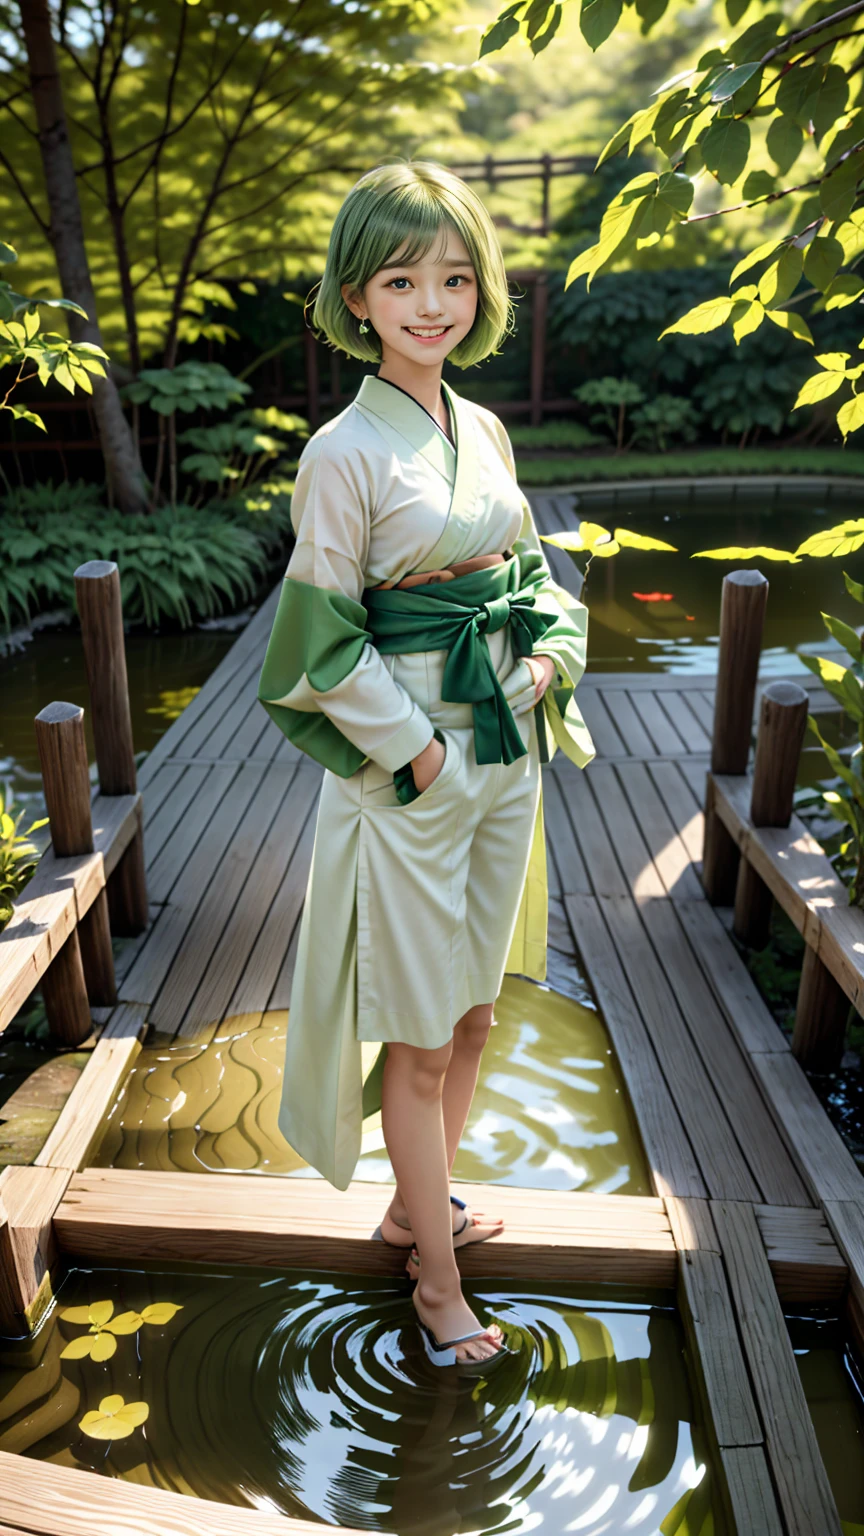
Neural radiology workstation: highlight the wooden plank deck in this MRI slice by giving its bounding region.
[5,491,864,1535]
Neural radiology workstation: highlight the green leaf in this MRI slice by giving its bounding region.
[820,150,864,223]
[764,308,813,344]
[822,611,864,664]
[793,369,846,409]
[726,0,750,21]
[796,520,864,557]
[0,241,16,264]
[730,237,784,285]
[479,11,521,57]
[7,404,46,431]
[766,115,803,174]
[659,295,736,337]
[801,62,848,140]
[824,274,864,310]
[838,394,864,438]
[691,545,800,561]
[711,60,761,102]
[596,113,639,168]
[732,300,764,342]
[613,529,677,551]
[803,232,844,292]
[580,0,623,50]
[845,570,864,605]
[758,247,803,306]
[742,170,776,200]
[702,116,750,184]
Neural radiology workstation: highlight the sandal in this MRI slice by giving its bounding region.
[373,1193,503,1250]
[412,1290,509,1372]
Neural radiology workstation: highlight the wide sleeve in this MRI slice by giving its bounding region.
[257,433,435,775]
[493,417,596,770]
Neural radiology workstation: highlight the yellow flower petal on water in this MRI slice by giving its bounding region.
[105,1311,144,1335]
[89,1332,117,1361]
[79,1395,150,1441]
[60,1305,95,1325]
[141,1302,183,1325]
[60,1336,96,1360]
[88,1300,114,1327]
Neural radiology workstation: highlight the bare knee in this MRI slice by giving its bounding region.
[453,1003,493,1056]
[386,1039,453,1100]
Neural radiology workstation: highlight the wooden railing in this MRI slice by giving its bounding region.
[0,562,148,1044]
[702,569,857,1071]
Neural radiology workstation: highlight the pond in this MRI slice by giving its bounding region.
[0,1259,718,1536]
[90,975,650,1197]
[788,1309,864,1532]
[576,488,864,674]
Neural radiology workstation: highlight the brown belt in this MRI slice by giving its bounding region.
[374,551,510,592]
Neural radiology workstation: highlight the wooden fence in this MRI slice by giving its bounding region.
[0,563,148,1057]
[702,568,861,1072]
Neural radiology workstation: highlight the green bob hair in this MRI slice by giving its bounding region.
[309,160,516,370]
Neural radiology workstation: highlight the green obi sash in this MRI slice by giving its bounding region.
[258,552,593,782]
[364,556,556,774]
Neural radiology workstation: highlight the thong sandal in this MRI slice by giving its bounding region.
[372,1193,502,1249]
[416,1317,510,1372]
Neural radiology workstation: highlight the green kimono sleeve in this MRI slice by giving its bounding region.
[257,577,370,777]
[515,525,596,772]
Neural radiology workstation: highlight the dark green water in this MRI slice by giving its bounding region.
[576,492,864,674]
[0,1260,718,1535]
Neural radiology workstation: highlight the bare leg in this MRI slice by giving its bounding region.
[381,1003,503,1246]
[381,1037,503,1363]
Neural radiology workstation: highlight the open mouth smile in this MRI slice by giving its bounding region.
[403,326,452,343]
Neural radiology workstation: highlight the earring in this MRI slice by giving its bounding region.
[358,318,370,334]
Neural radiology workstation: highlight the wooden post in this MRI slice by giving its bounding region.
[712,569,769,775]
[74,561,148,936]
[73,561,136,795]
[701,775,741,905]
[702,570,769,904]
[0,1167,71,1337]
[733,682,809,949]
[793,945,850,1073]
[34,702,117,1036]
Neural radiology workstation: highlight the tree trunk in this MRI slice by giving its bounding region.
[19,0,148,515]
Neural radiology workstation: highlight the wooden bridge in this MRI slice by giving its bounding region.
[1,500,864,1536]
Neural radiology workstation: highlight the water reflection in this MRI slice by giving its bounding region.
[788,1310,864,1531]
[91,977,650,1197]
[0,1263,716,1535]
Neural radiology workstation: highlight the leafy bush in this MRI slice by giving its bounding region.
[514,447,864,485]
[507,420,603,451]
[630,394,701,452]
[178,406,307,495]
[0,786,47,928]
[574,377,645,450]
[547,266,863,443]
[0,480,294,631]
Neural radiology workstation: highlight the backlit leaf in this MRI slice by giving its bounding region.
[660,295,735,337]
[796,521,864,557]
[691,546,800,562]
[730,237,783,285]
[838,395,864,438]
[766,115,803,173]
[793,371,846,409]
[803,233,844,292]
[764,309,813,344]
[613,530,678,551]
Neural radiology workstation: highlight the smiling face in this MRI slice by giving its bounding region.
[341,222,478,374]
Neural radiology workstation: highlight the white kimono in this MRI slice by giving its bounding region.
[259,373,594,1188]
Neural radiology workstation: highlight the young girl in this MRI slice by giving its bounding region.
[258,160,594,1367]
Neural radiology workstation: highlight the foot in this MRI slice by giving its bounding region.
[413,1277,504,1364]
[381,1195,504,1250]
